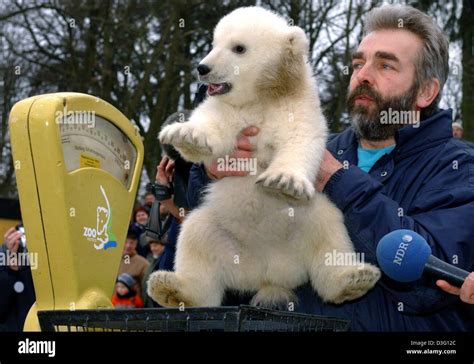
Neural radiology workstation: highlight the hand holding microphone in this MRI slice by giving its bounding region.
[376,229,474,304]
[436,272,474,304]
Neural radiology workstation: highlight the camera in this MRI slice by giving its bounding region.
[146,182,173,202]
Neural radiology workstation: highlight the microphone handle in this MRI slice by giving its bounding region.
[425,255,469,287]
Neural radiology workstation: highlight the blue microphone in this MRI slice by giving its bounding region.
[376,229,469,287]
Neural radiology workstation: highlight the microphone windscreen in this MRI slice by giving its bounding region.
[376,229,432,282]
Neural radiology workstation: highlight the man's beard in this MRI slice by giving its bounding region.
[347,82,419,141]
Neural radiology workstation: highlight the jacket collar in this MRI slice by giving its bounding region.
[394,108,453,158]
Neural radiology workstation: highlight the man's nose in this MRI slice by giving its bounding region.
[197,64,211,76]
[354,63,375,86]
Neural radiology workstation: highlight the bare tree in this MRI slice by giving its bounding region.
[0,0,468,198]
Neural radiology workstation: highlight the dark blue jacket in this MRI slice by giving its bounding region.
[157,217,179,272]
[186,108,474,331]
[0,244,36,331]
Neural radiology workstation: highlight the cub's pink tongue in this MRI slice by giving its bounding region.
[208,83,224,95]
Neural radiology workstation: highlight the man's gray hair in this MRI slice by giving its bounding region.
[364,4,449,116]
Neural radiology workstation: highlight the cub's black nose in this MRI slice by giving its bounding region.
[197,64,211,76]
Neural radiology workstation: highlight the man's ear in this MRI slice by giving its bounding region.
[287,26,309,58]
[416,78,440,109]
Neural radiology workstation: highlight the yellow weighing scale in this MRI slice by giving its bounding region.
[9,93,144,331]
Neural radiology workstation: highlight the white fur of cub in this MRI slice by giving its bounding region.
[148,6,380,308]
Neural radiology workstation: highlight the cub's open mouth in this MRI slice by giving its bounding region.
[207,83,232,96]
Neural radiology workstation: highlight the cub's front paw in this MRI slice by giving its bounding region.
[147,271,194,307]
[256,169,315,200]
[159,123,214,158]
[325,264,381,304]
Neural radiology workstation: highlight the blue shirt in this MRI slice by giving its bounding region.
[357,145,395,172]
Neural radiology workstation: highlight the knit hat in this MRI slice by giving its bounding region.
[145,236,164,245]
[116,273,136,290]
[127,224,140,240]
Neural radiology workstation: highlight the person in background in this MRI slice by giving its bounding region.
[0,226,35,331]
[117,228,149,294]
[155,155,188,224]
[143,192,156,214]
[112,273,143,309]
[146,237,165,264]
[134,207,149,227]
[141,238,166,307]
[130,207,150,257]
[452,122,463,139]
[452,121,474,147]
[145,110,194,274]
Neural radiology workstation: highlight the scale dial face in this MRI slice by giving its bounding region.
[59,113,137,188]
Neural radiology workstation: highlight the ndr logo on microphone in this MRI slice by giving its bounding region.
[393,234,413,265]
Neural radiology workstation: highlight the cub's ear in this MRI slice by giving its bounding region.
[257,25,309,98]
[287,26,309,57]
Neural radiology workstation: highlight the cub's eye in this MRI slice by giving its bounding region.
[233,45,246,54]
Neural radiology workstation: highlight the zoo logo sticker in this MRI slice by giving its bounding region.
[83,185,117,250]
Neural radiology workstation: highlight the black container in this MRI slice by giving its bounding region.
[38,305,350,332]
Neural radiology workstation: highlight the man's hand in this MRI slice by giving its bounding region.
[3,227,22,271]
[436,272,474,304]
[315,150,344,192]
[156,155,175,187]
[205,126,259,180]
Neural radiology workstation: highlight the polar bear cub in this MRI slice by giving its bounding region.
[148,6,380,308]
